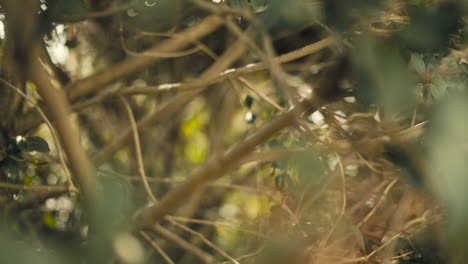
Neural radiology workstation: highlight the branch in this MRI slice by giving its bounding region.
[92,29,250,165]
[93,36,332,165]
[67,15,224,101]
[140,231,175,264]
[0,182,68,192]
[5,189,69,213]
[120,37,333,96]
[152,225,216,264]
[132,54,349,229]
[119,96,158,204]
[16,15,225,134]
[133,97,320,230]
[29,49,100,216]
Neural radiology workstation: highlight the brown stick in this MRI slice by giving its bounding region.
[16,15,225,134]
[152,225,216,264]
[68,15,224,101]
[30,49,100,215]
[133,53,350,229]
[92,30,250,165]
[133,95,326,229]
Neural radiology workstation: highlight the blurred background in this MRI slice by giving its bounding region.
[0,0,467,263]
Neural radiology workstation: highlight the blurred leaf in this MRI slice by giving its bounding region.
[324,0,380,32]
[18,136,50,153]
[227,0,268,10]
[85,174,131,263]
[23,176,33,185]
[427,91,468,234]
[185,133,207,163]
[293,150,324,189]
[261,0,323,31]
[45,0,87,22]
[256,232,305,264]
[352,37,416,114]
[43,212,57,229]
[397,3,463,52]
[122,0,199,32]
[408,0,435,10]
[182,117,201,137]
[0,234,61,264]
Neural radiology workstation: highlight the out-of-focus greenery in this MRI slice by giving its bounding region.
[0,0,467,263]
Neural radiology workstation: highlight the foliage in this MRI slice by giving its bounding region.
[0,0,467,264]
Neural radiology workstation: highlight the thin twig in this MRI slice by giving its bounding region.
[222,246,264,264]
[98,168,276,194]
[30,48,100,220]
[133,57,344,229]
[172,221,240,264]
[319,153,347,247]
[152,225,216,264]
[119,95,158,204]
[140,231,175,264]
[119,24,204,58]
[170,216,268,239]
[119,36,334,96]
[68,15,225,101]
[238,77,286,113]
[133,30,218,60]
[357,177,399,227]
[93,28,250,165]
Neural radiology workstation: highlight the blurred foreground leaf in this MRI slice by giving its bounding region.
[397,3,463,52]
[352,37,416,114]
[427,91,468,261]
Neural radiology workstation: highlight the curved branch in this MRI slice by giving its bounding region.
[29,49,100,216]
[133,55,348,229]
[92,29,250,165]
[67,15,224,101]
[16,15,225,134]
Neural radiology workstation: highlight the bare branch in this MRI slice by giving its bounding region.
[67,15,224,101]
[92,29,250,165]
[29,51,100,216]
[133,85,325,229]
[152,225,216,264]
[16,15,225,134]
[120,37,333,96]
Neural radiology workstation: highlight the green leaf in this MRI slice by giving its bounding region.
[18,137,50,153]
[23,176,33,185]
[42,212,56,229]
